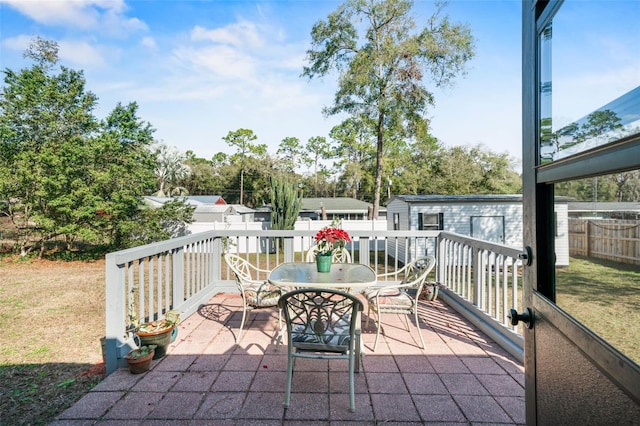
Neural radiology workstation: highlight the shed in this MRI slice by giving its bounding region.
[386,194,570,266]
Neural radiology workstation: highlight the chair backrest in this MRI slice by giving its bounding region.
[402,256,436,296]
[278,289,363,351]
[224,253,271,285]
[305,244,353,263]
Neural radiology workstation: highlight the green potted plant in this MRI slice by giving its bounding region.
[135,319,175,359]
[125,345,157,374]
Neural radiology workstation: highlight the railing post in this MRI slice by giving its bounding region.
[359,237,371,264]
[437,234,446,284]
[213,237,223,281]
[172,247,184,309]
[473,247,482,306]
[284,237,294,262]
[105,253,134,375]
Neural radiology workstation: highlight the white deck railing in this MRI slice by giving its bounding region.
[104,229,525,374]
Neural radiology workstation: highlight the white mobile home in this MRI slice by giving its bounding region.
[387,194,569,266]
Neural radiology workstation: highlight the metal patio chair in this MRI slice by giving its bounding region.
[278,288,363,412]
[224,253,285,343]
[364,256,436,352]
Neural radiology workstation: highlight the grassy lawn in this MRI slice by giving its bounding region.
[0,254,637,424]
[0,257,106,426]
[556,256,640,364]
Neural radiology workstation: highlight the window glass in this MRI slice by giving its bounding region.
[418,213,442,230]
[542,0,640,364]
[539,1,640,163]
[555,170,640,365]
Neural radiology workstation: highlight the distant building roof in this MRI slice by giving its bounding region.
[144,195,227,207]
[389,194,523,204]
[301,197,383,213]
[227,204,255,214]
[183,195,226,205]
[389,194,570,204]
[568,201,640,213]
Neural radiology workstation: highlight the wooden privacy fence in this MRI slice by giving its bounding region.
[568,218,640,265]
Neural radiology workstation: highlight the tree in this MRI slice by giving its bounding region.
[306,136,332,196]
[153,142,191,196]
[0,37,193,254]
[302,0,474,218]
[92,102,168,249]
[429,145,521,195]
[0,37,99,254]
[277,136,307,173]
[222,129,267,205]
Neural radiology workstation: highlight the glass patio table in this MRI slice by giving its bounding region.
[268,262,377,289]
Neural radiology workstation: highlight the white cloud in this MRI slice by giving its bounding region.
[0,0,147,35]
[159,18,306,102]
[57,39,107,68]
[2,34,32,51]
[190,21,264,49]
[140,36,156,50]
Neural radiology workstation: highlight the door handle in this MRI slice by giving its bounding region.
[508,307,533,329]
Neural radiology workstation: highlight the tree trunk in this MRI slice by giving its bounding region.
[372,112,384,220]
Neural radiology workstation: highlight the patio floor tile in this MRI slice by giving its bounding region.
[146,392,206,419]
[453,394,513,423]
[370,393,421,422]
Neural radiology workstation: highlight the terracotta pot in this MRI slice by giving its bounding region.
[136,323,174,359]
[125,349,154,374]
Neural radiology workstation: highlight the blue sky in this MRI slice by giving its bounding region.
[4,0,626,166]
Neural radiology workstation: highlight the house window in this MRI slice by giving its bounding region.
[393,213,400,230]
[418,212,443,230]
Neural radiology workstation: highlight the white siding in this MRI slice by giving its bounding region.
[389,197,570,267]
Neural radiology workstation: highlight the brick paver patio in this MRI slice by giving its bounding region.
[52,293,525,425]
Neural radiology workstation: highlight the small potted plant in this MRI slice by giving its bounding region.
[136,319,175,359]
[313,220,351,272]
[125,344,157,374]
[421,282,443,301]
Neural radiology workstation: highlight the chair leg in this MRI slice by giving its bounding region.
[414,309,426,349]
[402,312,411,332]
[365,304,371,329]
[348,352,355,412]
[372,310,382,352]
[275,308,285,348]
[284,349,293,409]
[236,305,249,344]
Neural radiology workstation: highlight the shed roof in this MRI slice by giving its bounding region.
[389,194,570,204]
[389,194,523,204]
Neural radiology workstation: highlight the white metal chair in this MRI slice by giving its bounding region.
[364,256,436,352]
[224,253,285,343]
[278,288,363,412]
[305,244,352,263]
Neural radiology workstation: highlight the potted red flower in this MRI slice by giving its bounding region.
[313,221,351,272]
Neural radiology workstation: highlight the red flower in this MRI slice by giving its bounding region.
[314,224,351,254]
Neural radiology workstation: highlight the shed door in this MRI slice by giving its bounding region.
[470,216,504,244]
[522,1,640,424]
